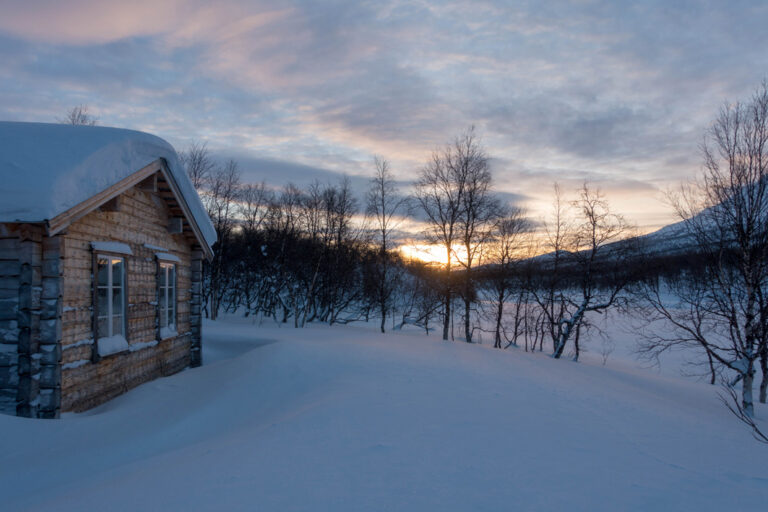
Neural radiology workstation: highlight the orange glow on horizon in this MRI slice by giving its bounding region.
[397,243,470,267]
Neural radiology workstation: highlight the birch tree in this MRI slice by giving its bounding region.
[532,183,634,359]
[453,131,500,342]
[366,158,407,332]
[414,129,480,340]
[638,82,768,419]
[204,159,241,320]
[483,207,531,348]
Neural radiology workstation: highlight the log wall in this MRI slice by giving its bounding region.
[59,185,195,412]
[0,224,61,418]
[0,225,22,415]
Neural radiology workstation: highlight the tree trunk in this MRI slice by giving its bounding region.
[707,350,717,386]
[553,337,566,359]
[573,324,581,362]
[494,292,504,349]
[442,244,452,340]
[554,302,587,359]
[380,303,386,334]
[442,291,450,341]
[760,344,767,403]
[742,364,755,417]
[464,296,472,343]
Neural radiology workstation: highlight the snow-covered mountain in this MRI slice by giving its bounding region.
[633,218,695,256]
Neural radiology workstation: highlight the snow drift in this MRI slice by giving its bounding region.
[0,317,765,511]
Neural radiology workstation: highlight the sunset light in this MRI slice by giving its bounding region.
[1,3,767,509]
[398,243,453,266]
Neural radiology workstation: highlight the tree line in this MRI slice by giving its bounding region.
[181,129,641,357]
[58,81,768,442]
[181,81,768,442]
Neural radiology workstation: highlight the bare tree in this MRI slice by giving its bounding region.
[395,260,444,334]
[635,267,722,385]
[204,159,241,320]
[239,182,271,234]
[560,184,632,360]
[719,384,768,444]
[639,82,768,419]
[453,130,500,342]
[530,184,571,354]
[532,183,633,359]
[59,105,98,126]
[366,157,407,333]
[180,141,215,191]
[320,177,363,325]
[482,206,531,348]
[414,129,477,340]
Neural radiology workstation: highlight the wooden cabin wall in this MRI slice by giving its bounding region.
[0,223,61,418]
[60,185,194,412]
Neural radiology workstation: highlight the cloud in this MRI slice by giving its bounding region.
[1,0,768,232]
[0,0,186,44]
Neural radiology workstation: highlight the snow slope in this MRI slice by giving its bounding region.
[0,121,216,247]
[0,317,766,511]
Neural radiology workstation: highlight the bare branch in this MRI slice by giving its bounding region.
[58,104,98,126]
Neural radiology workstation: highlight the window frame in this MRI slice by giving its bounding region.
[92,252,128,360]
[157,260,177,339]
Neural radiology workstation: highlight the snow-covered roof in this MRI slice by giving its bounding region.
[0,121,216,249]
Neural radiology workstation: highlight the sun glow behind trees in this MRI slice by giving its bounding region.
[398,243,466,267]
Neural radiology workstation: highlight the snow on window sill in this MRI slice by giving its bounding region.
[129,340,158,352]
[159,327,178,340]
[156,252,181,263]
[97,334,129,357]
[90,241,133,255]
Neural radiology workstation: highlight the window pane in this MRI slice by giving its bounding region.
[159,293,167,327]
[112,315,123,337]
[112,258,123,287]
[112,288,123,316]
[170,266,176,327]
[159,265,166,287]
[97,258,109,286]
[97,288,109,316]
[98,317,109,338]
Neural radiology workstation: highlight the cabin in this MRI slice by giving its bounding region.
[0,122,216,418]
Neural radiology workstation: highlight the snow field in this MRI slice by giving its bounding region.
[0,315,766,511]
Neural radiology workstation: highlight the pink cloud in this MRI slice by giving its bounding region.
[0,0,189,44]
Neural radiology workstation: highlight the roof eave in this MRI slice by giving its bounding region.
[156,158,215,261]
[46,158,215,260]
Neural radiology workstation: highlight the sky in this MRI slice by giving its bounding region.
[1,0,767,235]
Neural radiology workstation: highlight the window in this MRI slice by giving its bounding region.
[96,255,125,339]
[159,262,176,337]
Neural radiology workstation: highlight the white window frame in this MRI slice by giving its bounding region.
[159,262,177,337]
[96,254,126,339]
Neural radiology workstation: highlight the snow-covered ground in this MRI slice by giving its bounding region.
[1,316,766,511]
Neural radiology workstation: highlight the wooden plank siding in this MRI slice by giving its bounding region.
[60,182,195,412]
